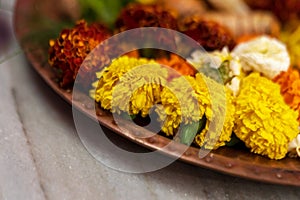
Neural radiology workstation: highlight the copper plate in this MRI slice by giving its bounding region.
[14,0,300,186]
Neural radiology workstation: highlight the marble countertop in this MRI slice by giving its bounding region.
[1,2,300,200]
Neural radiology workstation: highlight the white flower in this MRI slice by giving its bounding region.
[288,133,300,157]
[188,47,242,96]
[188,50,221,69]
[232,36,290,79]
[226,77,240,96]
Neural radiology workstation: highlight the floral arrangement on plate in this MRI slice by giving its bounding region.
[46,0,300,160]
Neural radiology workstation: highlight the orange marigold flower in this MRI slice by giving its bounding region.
[273,68,300,122]
[156,54,196,78]
[48,20,112,88]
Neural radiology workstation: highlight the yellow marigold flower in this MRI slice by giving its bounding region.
[234,73,299,160]
[156,73,235,149]
[280,25,300,69]
[90,56,168,117]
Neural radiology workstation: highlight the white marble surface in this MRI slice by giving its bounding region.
[1,1,300,200]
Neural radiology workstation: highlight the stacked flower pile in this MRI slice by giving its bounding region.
[48,2,300,160]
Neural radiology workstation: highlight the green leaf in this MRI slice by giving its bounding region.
[121,112,137,121]
[180,117,206,145]
[199,60,233,85]
[20,17,74,53]
[218,60,233,84]
[78,0,134,28]
[226,132,243,147]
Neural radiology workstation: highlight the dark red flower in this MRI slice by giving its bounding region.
[115,4,179,51]
[115,3,178,31]
[179,16,236,51]
[48,20,112,88]
[244,0,300,23]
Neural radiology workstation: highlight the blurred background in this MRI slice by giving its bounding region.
[0,0,20,64]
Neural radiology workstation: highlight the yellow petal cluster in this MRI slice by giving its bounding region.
[90,56,168,117]
[195,74,235,149]
[280,25,300,69]
[156,73,235,149]
[234,73,299,160]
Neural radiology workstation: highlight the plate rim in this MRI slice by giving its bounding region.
[13,0,300,187]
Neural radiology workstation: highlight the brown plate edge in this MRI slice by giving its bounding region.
[13,0,300,187]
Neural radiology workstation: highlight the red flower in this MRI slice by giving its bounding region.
[115,4,178,31]
[179,16,236,51]
[49,20,112,88]
[115,4,179,51]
